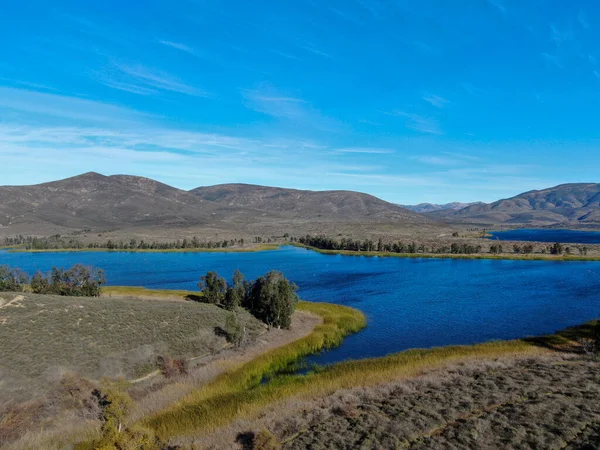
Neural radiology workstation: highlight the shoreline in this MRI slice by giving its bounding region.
[5,243,280,254]
[291,243,600,261]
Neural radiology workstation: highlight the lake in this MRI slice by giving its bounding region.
[1,246,599,365]
[489,228,600,244]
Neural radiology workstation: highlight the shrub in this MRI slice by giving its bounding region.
[252,429,281,450]
[76,383,159,450]
[224,312,245,347]
[0,266,29,292]
[157,356,188,379]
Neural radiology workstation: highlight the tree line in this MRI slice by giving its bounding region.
[2,235,283,251]
[297,235,591,256]
[298,235,484,255]
[0,264,105,296]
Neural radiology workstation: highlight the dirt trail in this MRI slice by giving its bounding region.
[128,310,321,422]
[0,295,24,310]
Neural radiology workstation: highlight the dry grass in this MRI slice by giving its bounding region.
[0,291,264,406]
[280,354,600,449]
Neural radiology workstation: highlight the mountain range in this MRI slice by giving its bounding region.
[0,172,438,237]
[0,174,598,238]
[400,202,482,213]
[441,183,600,226]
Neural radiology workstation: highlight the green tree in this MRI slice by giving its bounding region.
[246,270,298,329]
[198,271,228,304]
[223,269,247,310]
[31,270,51,294]
[224,312,245,347]
[0,266,29,292]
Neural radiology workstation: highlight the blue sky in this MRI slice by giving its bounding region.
[1,0,599,204]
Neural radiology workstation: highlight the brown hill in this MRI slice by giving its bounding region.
[447,183,600,226]
[0,174,440,237]
[0,172,214,231]
[190,183,430,222]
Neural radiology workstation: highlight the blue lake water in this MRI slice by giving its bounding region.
[1,246,599,365]
[490,228,600,244]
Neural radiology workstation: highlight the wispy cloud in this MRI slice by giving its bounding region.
[158,40,199,56]
[550,24,573,47]
[0,87,151,124]
[241,84,342,132]
[578,10,590,29]
[268,49,302,61]
[297,42,332,59]
[460,82,486,97]
[411,155,461,166]
[541,52,564,69]
[97,62,209,97]
[384,110,442,135]
[334,147,395,155]
[486,0,506,14]
[422,94,449,108]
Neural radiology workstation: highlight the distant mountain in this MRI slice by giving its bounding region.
[0,174,440,235]
[448,183,600,225]
[190,183,428,222]
[400,202,482,214]
[0,172,214,230]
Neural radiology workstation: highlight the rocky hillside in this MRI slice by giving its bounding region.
[448,183,600,225]
[0,174,439,235]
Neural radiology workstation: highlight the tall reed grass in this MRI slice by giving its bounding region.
[143,301,366,439]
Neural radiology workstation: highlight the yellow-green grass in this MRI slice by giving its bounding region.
[142,301,366,439]
[8,244,280,253]
[102,286,201,300]
[144,307,598,441]
[292,243,600,261]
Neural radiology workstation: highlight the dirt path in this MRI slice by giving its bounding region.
[0,295,24,310]
[128,310,322,422]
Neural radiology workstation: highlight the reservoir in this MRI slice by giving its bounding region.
[489,228,600,244]
[1,245,599,365]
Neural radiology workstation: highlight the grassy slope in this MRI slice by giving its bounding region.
[0,292,264,402]
[143,301,367,438]
[293,243,600,261]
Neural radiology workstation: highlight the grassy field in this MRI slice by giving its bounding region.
[102,286,201,300]
[0,291,264,404]
[7,243,280,253]
[293,243,600,261]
